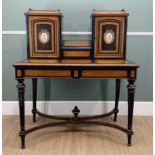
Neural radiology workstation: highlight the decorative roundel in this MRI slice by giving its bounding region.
[38,29,50,44]
[104,29,115,44]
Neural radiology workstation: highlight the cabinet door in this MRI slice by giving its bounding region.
[93,17,127,59]
[27,16,61,58]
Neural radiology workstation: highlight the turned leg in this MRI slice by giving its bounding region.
[114,79,121,122]
[17,79,26,149]
[127,79,136,146]
[32,78,37,122]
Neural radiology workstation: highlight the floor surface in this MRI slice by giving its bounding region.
[2,115,152,155]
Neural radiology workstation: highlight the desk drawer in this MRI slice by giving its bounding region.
[81,70,128,78]
[63,50,90,58]
[25,69,71,77]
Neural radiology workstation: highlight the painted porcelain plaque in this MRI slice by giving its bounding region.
[104,29,115,44]
[39,29,50,44]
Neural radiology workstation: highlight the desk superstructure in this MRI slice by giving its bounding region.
[13,9,139,149]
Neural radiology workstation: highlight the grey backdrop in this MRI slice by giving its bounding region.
[2,0,153,101]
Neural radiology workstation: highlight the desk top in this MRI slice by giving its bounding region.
[14,59,139,79]
[14,59,139,68]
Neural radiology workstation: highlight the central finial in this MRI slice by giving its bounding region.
[72,106,80,118]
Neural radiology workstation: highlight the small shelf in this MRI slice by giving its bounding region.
[62,40,92,58]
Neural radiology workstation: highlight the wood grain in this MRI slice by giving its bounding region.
[34,21,55,53]
[25,10,62,16]
[63,41,91,47]
[82,70,128,78]
[74,70,79,77]
[28,15,60,58]
[92,10,129,16]
[63,51,90,57]
[99,22,119,54]
[25,70,71,77]
[93,16,125,59]
[13,59,139,67]
[130,70,136,78]
[17,70,22,77]
[2,116,152,155]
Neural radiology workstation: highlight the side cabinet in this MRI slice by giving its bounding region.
[25,9,62,59]
[92,10,129,59]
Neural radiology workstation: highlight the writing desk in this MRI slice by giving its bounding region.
[13,58,139,148]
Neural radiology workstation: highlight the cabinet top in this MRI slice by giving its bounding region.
[92,10,129,17]
[25,9,62,16]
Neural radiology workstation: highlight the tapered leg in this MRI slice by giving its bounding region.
[32,78,37,122]
[17,79,25,149]
[127,79,136,146]
[114,79,121,122]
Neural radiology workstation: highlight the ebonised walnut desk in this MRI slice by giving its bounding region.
[13,55,139,149]
[13,10,139,148]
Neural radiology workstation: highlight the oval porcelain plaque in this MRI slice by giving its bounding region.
[39,29,50,44]
[104,29,115,44]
